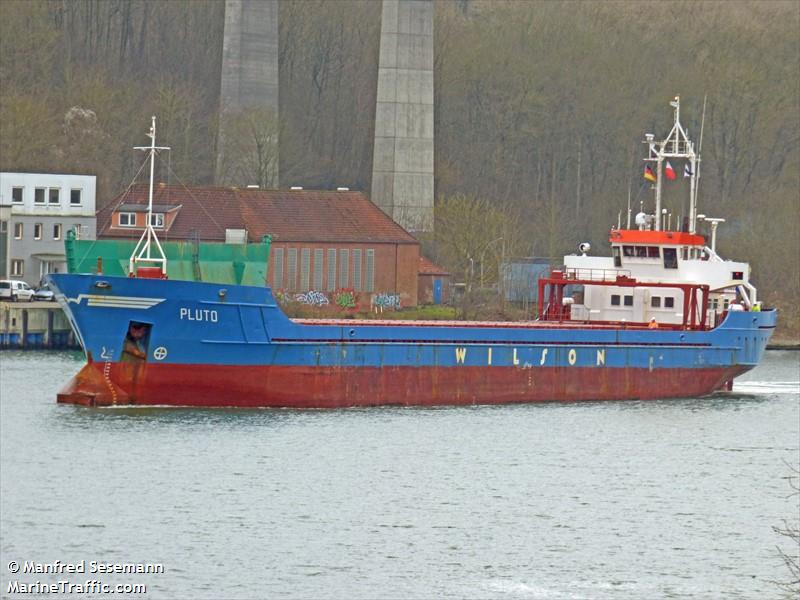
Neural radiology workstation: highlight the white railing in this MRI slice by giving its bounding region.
[565,268,630,282]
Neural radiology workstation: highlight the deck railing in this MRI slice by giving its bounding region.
[564,268,630,282]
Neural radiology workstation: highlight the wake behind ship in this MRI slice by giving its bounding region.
[48,101,776,408]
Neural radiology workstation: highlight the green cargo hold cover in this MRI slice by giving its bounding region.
[64,233,271,286]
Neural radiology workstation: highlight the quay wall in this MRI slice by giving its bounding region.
[0,303,78,349]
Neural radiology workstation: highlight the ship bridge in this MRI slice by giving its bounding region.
[559,227,756,328]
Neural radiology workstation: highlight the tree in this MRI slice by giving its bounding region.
[772,462,800,597]
[216,108,279,189]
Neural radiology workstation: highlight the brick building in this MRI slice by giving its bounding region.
[96,184,422,307]
[418,256,451,305]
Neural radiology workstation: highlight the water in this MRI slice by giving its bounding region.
[1,350,798,600]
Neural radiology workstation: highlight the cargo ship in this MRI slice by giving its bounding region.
[49,101,776,408]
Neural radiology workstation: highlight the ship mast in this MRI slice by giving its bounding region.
[129,116,170,277]
[643,96,700,233]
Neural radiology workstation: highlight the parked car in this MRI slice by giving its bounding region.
[0,280,35,302]
[33,284,56,302]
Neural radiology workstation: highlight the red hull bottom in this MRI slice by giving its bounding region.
[56,360,748,408]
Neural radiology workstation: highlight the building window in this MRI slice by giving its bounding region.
[13,223,23,239]
[610,294,621,306]
[665,297,675,309]
[272,248,284,288]
[34,223,43,240]
[48,188,60,204]
[623,295,633,306]
[34,188,45,204]
[327,249,336,291]
[70,189,82,205]
[300,248,311,291]
[11,259,24,276]
[11,187,23,203]
[313,249,323,290]
[119,212,136,227]
[651,296,661,308]
[339,249,349,288]
[53,223,62,240]
[366,249,375,292]
[287,248,297,291]
[353,249,362,292]
[149,213,164,228]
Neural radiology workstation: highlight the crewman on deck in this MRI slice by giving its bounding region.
[122,322,148,362]
[648,318,658,329]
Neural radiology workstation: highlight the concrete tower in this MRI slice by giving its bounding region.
[217,0,279,187]
[371,0,434,234]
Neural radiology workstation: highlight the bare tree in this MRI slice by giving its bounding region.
[772,461,800,597]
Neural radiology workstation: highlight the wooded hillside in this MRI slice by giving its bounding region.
[1,0,797,333]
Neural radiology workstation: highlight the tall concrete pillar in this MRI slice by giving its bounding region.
[371,0,434,234]
[217,0,279,187]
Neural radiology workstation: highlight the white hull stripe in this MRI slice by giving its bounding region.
[66,294,165,309]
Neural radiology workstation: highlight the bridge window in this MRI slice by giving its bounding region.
[623,245,635,257]
[611,294,621,306]
[624,295,633,306]
[663,248,678,269]
[651,296,661,308]
[647,246,660,258]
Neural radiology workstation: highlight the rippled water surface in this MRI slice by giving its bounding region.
[1,350,798,599]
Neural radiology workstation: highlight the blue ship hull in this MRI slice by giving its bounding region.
[47,273,776,407]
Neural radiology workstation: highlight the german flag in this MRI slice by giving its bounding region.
[643,164,657,183]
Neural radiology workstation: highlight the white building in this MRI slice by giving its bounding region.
[0,173,97,286]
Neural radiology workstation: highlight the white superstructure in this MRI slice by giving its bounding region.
[553,97,757,328]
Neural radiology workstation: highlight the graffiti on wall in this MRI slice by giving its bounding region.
[273,289,291,304]
[333,289,358,310]
[372,292,402,309]
[294,290,329,306]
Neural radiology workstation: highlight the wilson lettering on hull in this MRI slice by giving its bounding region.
[48,274,775,408]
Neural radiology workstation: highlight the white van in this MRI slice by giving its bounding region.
[0,280,34,302]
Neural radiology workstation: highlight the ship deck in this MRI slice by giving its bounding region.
[293,318,694,331]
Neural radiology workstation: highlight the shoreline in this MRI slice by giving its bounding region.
[767,343,800,351]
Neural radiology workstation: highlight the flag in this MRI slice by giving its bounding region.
[665,161,676,180]
[643,164,657,183]
[683,163,693,178]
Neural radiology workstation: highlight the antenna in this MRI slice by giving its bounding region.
[129,116,171,277]
[644,96,699,232]
[689,94,707,234]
